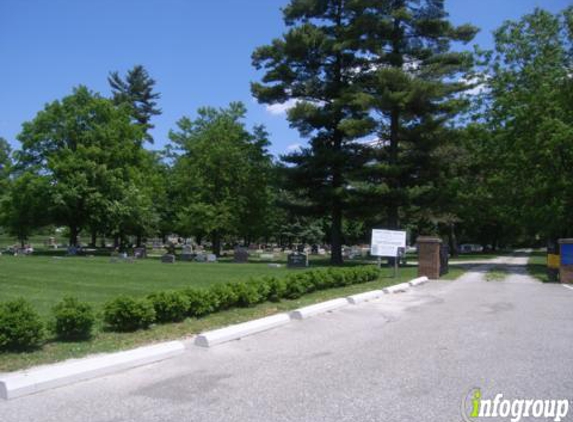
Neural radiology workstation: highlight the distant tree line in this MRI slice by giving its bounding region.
[0,2,571,263]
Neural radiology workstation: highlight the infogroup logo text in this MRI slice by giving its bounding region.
[462,388,570,422]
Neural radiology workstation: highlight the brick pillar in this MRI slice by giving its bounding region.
[417,236,442,280]
[558,239,573,284]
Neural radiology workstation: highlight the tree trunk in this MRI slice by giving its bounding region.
[387,108,400,230]
[449,223,458,257]
[387,10,403,232]
[330,205,343,265]
[69,225,78,247]
[212,231,222,257]
[136,234,142,248]
[90,229,97,248]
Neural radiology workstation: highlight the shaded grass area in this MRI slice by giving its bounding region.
[449,252,504,261]
[441,266,467,280]
[527,251,549,283]
[485,266,509,281]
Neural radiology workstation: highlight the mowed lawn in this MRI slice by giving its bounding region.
[0,255,318,315]
[0,253,466,371]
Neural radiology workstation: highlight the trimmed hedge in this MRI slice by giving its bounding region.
[103,296,156,332]
[0,298,44,351]
[0,265,380,352]
[148,291,190,323]
[183,289,218,317]
[51,297,95,340]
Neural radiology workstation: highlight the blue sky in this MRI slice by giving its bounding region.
[0,0,570,157]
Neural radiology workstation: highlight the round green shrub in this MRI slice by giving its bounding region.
[0,298,44,351]
[328,268,349,287]
[248,278,271,303]
[183,289,218,317]
[52,297,95,340]
[148,291,190,323]
[284,273,310,299]
[232,281,261,307]
[266,276,287,302]
[210,283,238,310]
[103,296,155,332]
[307,270,329,290]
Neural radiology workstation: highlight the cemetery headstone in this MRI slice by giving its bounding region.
[134,247,147,259]
[233,247,249,263]
[287,252,308,268]
[165,242,176,255]
[161,254,176,264]
[181,244,194,261]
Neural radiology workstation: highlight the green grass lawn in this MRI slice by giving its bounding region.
[0,253,467,371]
[0,254,354,316]
[485,266,508,281]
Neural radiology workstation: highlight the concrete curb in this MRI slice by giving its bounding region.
[408,276,429,287]
[383,282,410,294]
[290,298,349,320]
[347,290,385,304]
[0,276,431,399]
[0,341,184,400]
[195,313,291,347]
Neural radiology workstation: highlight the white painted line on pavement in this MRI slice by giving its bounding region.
[563,285,573,291]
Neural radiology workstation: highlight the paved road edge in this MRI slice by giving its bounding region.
[0,340,184,400]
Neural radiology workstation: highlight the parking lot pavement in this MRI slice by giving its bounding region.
[2,258,573,422]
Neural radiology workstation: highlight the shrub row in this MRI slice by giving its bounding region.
[104,266,380,331]
[0,296,95,351]
[0,265,380,351]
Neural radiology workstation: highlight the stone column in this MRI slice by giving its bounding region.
[558,238,573,284]
[417,236,442,280]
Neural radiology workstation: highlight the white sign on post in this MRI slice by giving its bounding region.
[370,229,407,257]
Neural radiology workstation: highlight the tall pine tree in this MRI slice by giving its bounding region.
[355,0,477,231]
[252,0,373,264]
[109,65,161,143]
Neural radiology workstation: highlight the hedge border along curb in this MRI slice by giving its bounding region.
[0,276,430,399]
[194,276,430,348]
[0,265,381,354]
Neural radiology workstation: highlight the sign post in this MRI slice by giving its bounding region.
[370,229,407,278]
